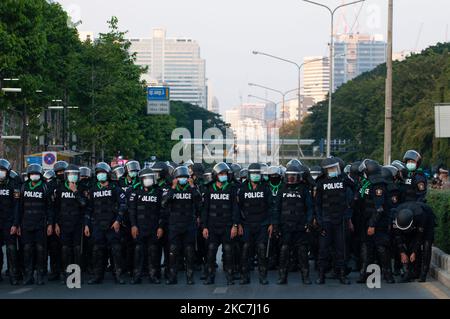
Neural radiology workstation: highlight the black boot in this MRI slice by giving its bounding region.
[36,244,46,285]
[419,241,432,282]
[277,244,289,285]
[88,245,104,284]
[112,244,125,284]
[149,244,161,284]
[399,264,411,283]
[257,244,268,285]
[61,245,72,285]
[185,245,195,285]
[203,243,217,285]
[7,244,20,286]
[223,244,234,285]
[316,268,325,284]
[339,268,350,285]
[48,236,61,281]
[357,244,369,284]
[165,245,178,285]
[130,244,143,284]
[23,244,34,285]
[299,244,312,285]
[239,243,251,285]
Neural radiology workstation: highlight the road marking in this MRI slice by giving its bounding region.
[213,287,228,294]
[421,282,450,299]
[9,288,33,295]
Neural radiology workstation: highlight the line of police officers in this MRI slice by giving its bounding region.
[0,149,435,286]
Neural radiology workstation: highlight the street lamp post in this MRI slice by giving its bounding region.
[302,0,365,157]
[252,51,340,156]
[248,83,299,162]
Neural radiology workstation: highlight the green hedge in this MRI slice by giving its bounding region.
[427,189,450,254]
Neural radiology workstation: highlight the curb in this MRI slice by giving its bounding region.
[430,246,450,288]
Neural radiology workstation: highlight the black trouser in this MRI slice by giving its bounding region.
[278,223,310,280]
[133,231,161,281]
[360,229,392,279]
[240,224,268,280]
[205,226,234,281]
[60,224,83,277]
[0,227,20,283]
[318,221,346,272]
[47,233,62,276]
[22,228,47,281]
[91,226,123,281]
[168,223,195,282]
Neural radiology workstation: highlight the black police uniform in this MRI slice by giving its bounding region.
[86,181,127,284]
[17,180,54,285]
[275,182,313,284]
[315,175,353,283]
[237,181,275,284]
[0,176,21,284]
[162,183,201,284]
[128,183,165,284]
[201,181,239,284]
[53,181,87,278]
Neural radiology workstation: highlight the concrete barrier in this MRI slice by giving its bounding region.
[430,246,450,288]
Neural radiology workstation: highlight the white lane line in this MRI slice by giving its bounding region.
[213,287,228,294]
[8,288,33,295]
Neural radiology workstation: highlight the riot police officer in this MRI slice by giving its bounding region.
[315,157,353,285]
[129,168,165,284]
[53,164,87,283]
[162,165,201,285]
[84,162,127,284]
[402,150,427,202]
[0,159,21,285]
[392,201,436,282]
[357,160,395,284]
[275,164,313,285]
[17,164,54,285]
[47,160,68,281]
[201,162,239,285]
[267,166,283,271]
[237,163,276,285]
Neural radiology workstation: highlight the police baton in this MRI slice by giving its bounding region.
[266,236,271,259]
[16,236,20,251]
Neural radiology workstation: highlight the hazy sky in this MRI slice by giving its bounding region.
[57,0,450,114]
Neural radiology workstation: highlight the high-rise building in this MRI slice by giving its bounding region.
[283,96,316,122]
[303,56,330,104]
[333,33,386,91]
[78,31,94,42]
[129,28,207,109]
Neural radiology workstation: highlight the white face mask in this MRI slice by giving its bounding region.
[0,170,7,180]
[142,177,154,187]
[30,174,41,182]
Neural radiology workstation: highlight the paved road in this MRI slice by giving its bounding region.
[1,269,449,299]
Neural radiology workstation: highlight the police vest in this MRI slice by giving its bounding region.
[21,181,48,230]
[240,182,268,224]
[57,183,84,230]
[169,186,195,225]
[90,183,118,230]
[404,172,426,202]
[320,176,347,223]
[280,184,307,226]
[207,183,234,226]
[134,187,161,235]
[0,179,17,226]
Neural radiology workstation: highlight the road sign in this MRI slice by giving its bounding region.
[26,156,42,166]
[435,104,450,138]
[147,86,170,115]
[42,151,57,170]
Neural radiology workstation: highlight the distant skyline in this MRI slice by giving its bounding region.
[57,0,450,114]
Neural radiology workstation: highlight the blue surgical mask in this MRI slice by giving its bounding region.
[97,173,107,182]
[250,174,261,183]
[263,175,269,182]
[328,172,339,178]
[178,177,188,185]
[406,162,416,171]
[218,175,228,183]
[128,171,138,178]
[67,175,78,183]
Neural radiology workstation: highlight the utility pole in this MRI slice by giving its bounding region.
[384,0,393,165]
